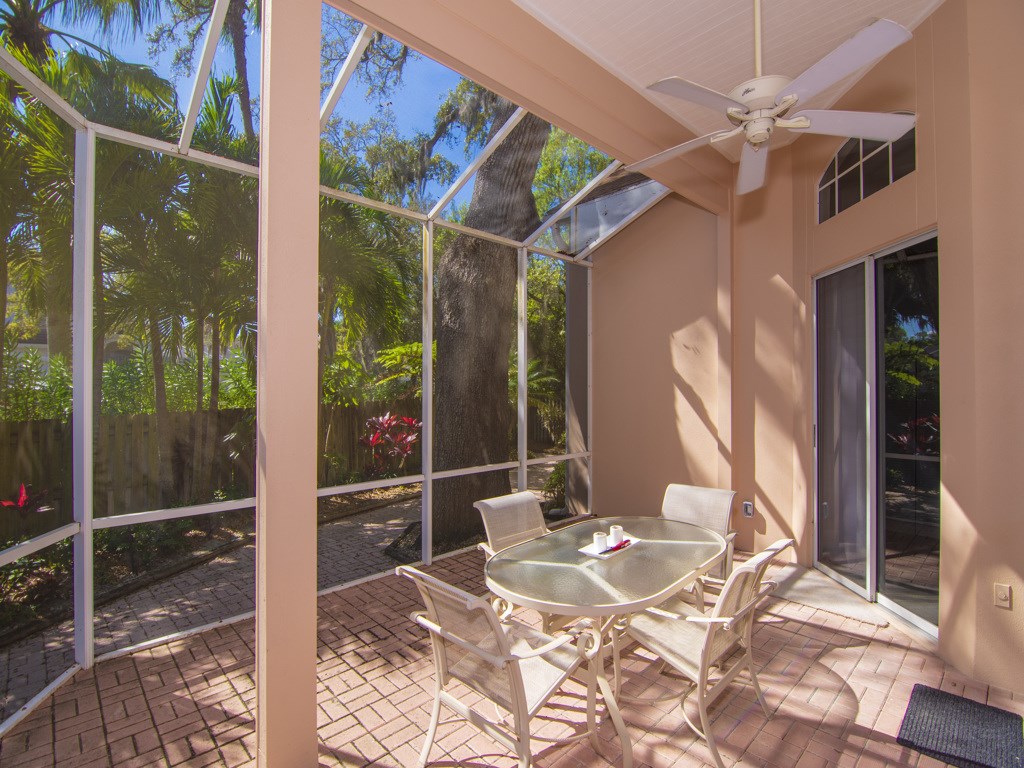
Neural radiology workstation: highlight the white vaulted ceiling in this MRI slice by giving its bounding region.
[510,0,944,160]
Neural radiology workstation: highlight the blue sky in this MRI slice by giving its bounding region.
[65,5,489,208]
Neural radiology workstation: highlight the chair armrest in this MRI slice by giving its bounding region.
[684,616,730,625]
[478,542,495,558]
[508,618,596,661]
[508,632,578,660]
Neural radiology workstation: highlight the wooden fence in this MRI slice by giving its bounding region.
[1,401,424,547]
[0,398,568,548]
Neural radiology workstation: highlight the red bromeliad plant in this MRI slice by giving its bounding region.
[1,483,51,514]
[359,413,422,478]
[887,413,940,455]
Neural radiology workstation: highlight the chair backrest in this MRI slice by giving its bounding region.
[661,483,736,536]
[396,565,526,714]
[474,491,549,555]
[748,538,795,588]
[702,539,792,668]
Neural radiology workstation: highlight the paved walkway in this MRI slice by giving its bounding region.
[2,548,1022,767]
[1,466,557,722]
[1,498,421,722]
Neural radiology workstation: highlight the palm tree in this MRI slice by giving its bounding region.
[177,74,256,498]
[317,148,419,482]
[1,0,162,71]
[0,86,35,406]
[3,39,173,386]
[94,85,187,502]
[151,0,259,140]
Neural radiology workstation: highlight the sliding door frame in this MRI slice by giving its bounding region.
[812,230,938,636]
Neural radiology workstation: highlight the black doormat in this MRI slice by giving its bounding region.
[896,684,1023,768]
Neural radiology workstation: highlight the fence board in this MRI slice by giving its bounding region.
[2,400,423,544]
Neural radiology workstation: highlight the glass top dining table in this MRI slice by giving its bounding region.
[484,516,726,618]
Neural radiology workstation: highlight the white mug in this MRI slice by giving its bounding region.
[608,525,624,547]
[593,531,609,551]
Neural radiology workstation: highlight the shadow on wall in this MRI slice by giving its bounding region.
[731,248,806,553]
[939,482,1024,689]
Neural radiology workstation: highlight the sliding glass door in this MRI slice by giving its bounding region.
[814,235,939,630]
[816,262,869,595]
[876,242,940,626]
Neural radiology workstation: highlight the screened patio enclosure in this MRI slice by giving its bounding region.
[0,0,668,741]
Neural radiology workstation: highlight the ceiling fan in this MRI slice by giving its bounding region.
[626,0,916,194]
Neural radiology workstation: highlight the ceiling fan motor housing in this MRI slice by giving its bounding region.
[728,74,793,110]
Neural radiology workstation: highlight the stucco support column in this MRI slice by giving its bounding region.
[256,0,320,764]
[565,262,589,515]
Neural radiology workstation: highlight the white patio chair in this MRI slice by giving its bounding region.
[474,492,569,633]
[397,565,600,768]
[474,491,550,558]
[622,539,793,768]
[660,483,738,608]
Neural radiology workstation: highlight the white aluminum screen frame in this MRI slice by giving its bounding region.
[0,3,675,731]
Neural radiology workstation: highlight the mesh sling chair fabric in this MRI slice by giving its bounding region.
[474,492,569,633]
[474,491,550,557]
[661,484,738,608]
[397,566,600,768]
[623,539,795,768]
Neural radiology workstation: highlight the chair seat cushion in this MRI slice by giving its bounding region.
[450,620,579,716]
[506,622,581,716]
[627,602,711,682]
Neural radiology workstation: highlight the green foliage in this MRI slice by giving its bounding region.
[543,462,566,508]
[533,129,611,219]
[101,349,153,415]
[322,349,373,407]
[0,537,71,629]
[884,330,938,401]
[373,341,429,401]
[0,334,72,421]
[219,354,255,409]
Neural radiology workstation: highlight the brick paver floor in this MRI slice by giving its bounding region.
[2,548,1022,767]
[1,465,557,723]
[0,498,421,723]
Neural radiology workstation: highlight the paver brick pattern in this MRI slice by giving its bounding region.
[2,547,1022,767]
[0,499,421,722]
[2,465,555,720]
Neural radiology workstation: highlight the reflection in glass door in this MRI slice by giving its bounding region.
[876,241,939,626]
[815,262,869,594]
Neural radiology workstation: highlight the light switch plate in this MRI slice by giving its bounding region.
[994,583,1012,609]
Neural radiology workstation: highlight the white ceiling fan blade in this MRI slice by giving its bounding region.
[777,19,911,107]
[736,140,769,195]
[789,110,915,142]
[649,76,746,113]
[625,132,721,174]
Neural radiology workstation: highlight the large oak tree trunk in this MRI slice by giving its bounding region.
[431,106,550,549]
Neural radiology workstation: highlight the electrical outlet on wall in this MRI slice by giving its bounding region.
[994,583,1012,609]
[742,501,754,518]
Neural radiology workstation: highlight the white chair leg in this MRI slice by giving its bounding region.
[697,692,726,768]
[516,737,532,768]
[418,690,442,768]
[585,660,604,756]
[747,650,771,718]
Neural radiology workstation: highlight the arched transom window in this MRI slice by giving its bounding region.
[818,126,915,223]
